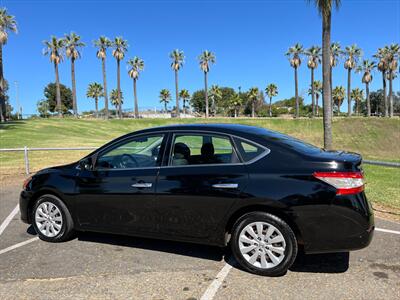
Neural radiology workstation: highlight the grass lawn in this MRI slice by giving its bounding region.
[1,117,399,211]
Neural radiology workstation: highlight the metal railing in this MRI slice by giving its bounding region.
[0,146,98,175]
[0,146,399,176]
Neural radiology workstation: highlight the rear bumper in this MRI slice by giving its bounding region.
[299,192,374,254]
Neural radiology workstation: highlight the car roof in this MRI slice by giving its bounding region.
[136,123,273,138]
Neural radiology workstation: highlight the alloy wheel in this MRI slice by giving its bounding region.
[238,221,286,269]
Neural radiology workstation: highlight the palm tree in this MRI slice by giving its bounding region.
[305,45,321,116]
[64,32,85,117]
[247,87,259,118]
[374,47,389,117]
[310,80,323,116]
[350,88,363,116]
[170,49,185,118]
[43,36,65,117]
[159,89,171,112]
[310,0,341,149]
[0,8,17,123]
[385,44,400,117]
[112,37,128,118]
[93,36,112,119]
[286,43,303,118]
[344,44,362,116]
[265,83,278,117]
[356,59,376,116]
[330,42,344,116]
[127,56,144,118]
[332,86,345,116]
[198,50,216,118]
[179,89,190,115]
[209,85,222,116]
[86,82,104,118]
[230,94,243,118]
[110,88,123,115]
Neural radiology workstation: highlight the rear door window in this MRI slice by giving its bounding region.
[170,133,240,166]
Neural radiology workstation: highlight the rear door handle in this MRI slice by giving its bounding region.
[212,183,238,189]
[131,182,152,188]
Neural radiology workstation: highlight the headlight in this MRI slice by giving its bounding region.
[22,176,33,190]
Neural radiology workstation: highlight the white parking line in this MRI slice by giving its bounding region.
[200,263,232,300]
[376,227,400,235]
[0,204,19,236]
[0,237,39,255]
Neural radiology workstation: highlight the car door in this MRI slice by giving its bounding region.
[154,132,249,242]
[76,133,167,235]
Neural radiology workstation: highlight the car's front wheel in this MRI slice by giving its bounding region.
[32,195,75,242]
[231,212,297,276]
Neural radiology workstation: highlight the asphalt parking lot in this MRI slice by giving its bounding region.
[1,182,399,300]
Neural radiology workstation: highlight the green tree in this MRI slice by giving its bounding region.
[344,44,362,116]
[385,44,400,117]
[332,86,345,115]
[159,89,171,112]
[0,8,17,122]
[37,100,50,118]
[305,45,321,116]
[112,36,128,118]
[309,0,341,149]
[94,36,112,119]
[179,89,190,115]
[86,82,104,118]
[170,49,185,117]
[286,43,303,118]
[43,36,65,116]
[127,56,144,118]
[265,83,278,117]
[247,87,259,118]
[350,88,364,116]
[198,50,216,118]
[356,59,376,116]
[110,88,123,114]
[64,32,85,117]
[43,82,73,114]
[209,85,222,116]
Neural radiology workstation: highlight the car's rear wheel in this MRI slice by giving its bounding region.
[32,195,74,242]
[231,212,297,276]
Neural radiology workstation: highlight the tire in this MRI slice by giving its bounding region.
[31,194,75,242]
[230,211,297,276]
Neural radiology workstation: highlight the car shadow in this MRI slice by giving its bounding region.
[77,231,225,262]
[27,226,349,274]
[289,251,349,273]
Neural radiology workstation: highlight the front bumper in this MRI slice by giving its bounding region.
[19,190,33,224]
[300,192,374,254]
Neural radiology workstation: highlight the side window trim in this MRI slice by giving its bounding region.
[93,132,167,171]
[166,131,241,168]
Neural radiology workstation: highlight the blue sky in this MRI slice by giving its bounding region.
[2,0,400,114]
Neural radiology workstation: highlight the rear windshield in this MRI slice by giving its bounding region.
[261,131,323,154]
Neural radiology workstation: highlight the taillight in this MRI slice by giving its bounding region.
[313,171,364,195]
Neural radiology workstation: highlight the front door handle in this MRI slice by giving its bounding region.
[212,183,238,189]
[131,182,152,188]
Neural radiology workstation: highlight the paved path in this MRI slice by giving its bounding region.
[1,183,399,300]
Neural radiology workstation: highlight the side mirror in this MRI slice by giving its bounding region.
[79,157,93,171]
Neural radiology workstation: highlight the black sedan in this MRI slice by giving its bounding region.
[20,124,374,276]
